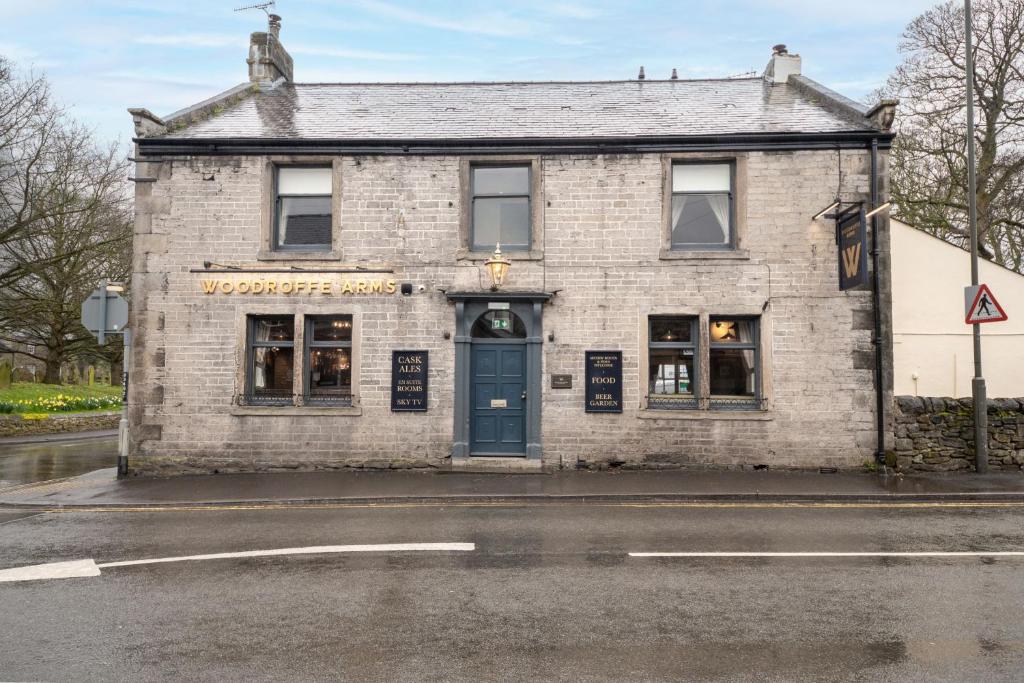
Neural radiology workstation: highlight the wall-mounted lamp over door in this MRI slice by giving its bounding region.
[483,244,511,290]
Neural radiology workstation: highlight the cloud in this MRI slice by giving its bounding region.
[741,0,938,25]
[0,42,63,68]
[351,0,538,38]
[290,45,422,61]
[545,2,603,19]
[134,34,246,48]
[97,70,228,90]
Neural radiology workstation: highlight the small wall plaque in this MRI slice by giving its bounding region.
[551,374,573,389]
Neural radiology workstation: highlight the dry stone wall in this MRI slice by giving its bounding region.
[893,396,1024,471]
[0,411,121,438]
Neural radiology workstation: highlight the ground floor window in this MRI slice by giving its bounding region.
[647,314,761,410]
[305,315,353,405]
[246,315,295,405]
[709,317,759,409]
[648,316,698,409]
[244,313,357,407]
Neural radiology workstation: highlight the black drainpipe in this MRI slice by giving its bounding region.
[870,137,886,463]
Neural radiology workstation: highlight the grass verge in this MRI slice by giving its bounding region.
[0,382,122,415]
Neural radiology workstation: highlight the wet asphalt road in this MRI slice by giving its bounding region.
[2,503,1024,681]
[0,434,117,486]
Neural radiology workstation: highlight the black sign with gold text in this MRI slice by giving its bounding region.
[837,205,868,291]
[391,350,428,412]
[585,351,622,413]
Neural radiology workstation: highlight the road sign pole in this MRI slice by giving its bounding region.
[965,0,988,473]
[117,328,130,478]
[81,279,131,476]
[97,279,108,346]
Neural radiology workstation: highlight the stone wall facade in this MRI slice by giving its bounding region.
[0,411,121,438]
[128,148,893,475]
[893,396,1024,472]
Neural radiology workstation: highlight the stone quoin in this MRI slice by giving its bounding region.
[126,19,895,475]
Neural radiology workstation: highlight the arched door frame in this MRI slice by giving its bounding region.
[448,292,550,461]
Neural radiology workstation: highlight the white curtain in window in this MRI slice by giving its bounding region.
[741,349,755,393]
[671,194,687,232]
[278,203,288,245]
[708,194,730,237]
[254,348,267,389]
[254,321,272,343]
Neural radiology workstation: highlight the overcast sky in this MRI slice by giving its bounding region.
[1,0,942,143]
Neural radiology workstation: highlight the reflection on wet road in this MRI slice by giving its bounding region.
[0,435,116,486]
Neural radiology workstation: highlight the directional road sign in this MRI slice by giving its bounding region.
[81,286,129,344]
[964,283,1007,324]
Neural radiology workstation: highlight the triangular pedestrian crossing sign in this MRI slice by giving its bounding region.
[964,283,1008,324]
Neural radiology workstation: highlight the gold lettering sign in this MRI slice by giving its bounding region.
[200,277,398,296]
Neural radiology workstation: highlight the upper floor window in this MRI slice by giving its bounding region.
[470,165,531,251]
[671,162,733,249]
[275,166,332,251]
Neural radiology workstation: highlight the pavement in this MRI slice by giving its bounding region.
[2,464,1024,509]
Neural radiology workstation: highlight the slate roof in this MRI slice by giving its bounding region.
[156,78,878,141]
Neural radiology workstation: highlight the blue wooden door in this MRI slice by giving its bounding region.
[470,344,526,455]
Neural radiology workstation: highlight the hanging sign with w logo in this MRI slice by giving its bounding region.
[836,205,868,291]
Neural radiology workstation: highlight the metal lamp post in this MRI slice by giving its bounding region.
[965,0,988,473]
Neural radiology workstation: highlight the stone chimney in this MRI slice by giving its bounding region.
[247,13,293,83]
[763,44,801,85]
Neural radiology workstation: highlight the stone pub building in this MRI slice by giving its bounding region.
[127,16,895,475]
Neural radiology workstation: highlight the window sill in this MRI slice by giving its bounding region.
[231,405,362,417]
[256,250,343,262]
[456,248,543,262]
[659,248,750,261]
[637,408,772,421]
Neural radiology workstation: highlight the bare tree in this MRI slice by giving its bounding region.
[0,57,63,288]
[0,122,131,384]
[883,0,1024,272]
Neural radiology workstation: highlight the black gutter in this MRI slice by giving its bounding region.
[137,131,894,157]
[870,137,886,463]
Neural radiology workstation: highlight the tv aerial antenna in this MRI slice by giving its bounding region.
[234,2,277,50]
[234,1,275,15]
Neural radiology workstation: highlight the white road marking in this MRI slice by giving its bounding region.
[98,542,475,568]
[629,551,1024,558]
[0,543,475,583]
[0,559,102,582]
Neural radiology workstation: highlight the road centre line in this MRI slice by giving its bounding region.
[97,543,476,568]
[0,543,475,583]
[629,551,1024,558]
